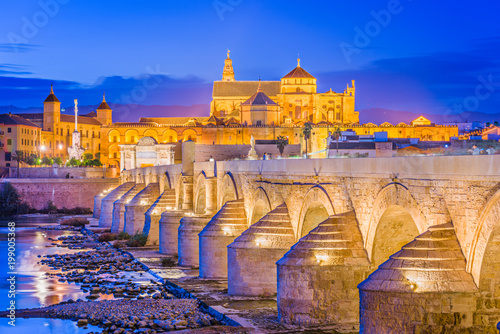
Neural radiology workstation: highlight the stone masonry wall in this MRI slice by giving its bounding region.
[1,178,119,210]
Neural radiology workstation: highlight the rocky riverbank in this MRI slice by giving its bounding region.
[2,222,245,333]
[10,299,215,333]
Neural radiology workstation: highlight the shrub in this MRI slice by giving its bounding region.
[125,232,148,247]
[0,182,22,217]
[98,233,117,242]
[60,217,89,227]
[112,240,126,249]
[117,231,131,240]
[46,201,57,213]
[161,257,176,267]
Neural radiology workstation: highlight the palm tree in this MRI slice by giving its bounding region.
[12,150,25,178]
[302,122,313,158]
[332,127,342,155]
[276,135,288,157]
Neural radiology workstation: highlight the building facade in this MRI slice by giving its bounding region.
[1,54,459,169]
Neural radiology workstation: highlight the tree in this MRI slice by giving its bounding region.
[0,182,21,216]
[332,126,342,155]
[486,122,491,127]
[26,154,38,166]
[276,136,288,157]
[91,158,102,167]
[84,153,93,160]
[53,157,63,166]
[12,150,25,178]
[302,122,313,158]
[41,156,53,166]
[494,121,499,127]
[95,152,101,159]
[68,158,80,167]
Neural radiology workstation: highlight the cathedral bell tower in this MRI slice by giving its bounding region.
[222,49,235,82]
[43,83,61,132]
[96,92,113,126]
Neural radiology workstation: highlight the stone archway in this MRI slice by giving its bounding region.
[249,187,272,226]
[159,172,171,194]
[219,172,238,208]
[296,186,335,239]
[365,183,426,263]
[370,205,420,268]
[194,172,207,215]
[468,189,500,292]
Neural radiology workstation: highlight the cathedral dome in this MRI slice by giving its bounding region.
[282,58,315,79]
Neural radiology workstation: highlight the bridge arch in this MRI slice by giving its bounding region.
[296,185,335,240]
[194,172,208,214]
[468,188,500,285]
[248,187,272,226]
[159,171,171,193]
[365,183,425,266]
[218,172,239,208]
[467,188,500,324]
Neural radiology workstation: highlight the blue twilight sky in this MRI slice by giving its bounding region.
[0,0,500,118]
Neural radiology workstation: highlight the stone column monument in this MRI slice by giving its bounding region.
[67,99,85,160]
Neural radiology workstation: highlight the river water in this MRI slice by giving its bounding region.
[0,216,101,333]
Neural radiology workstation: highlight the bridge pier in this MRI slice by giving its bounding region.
[93,193,104,218]
[111,183,145,233]
[178,215,212,267]
[277,212,370,326]
[359,223,479,333]
[181,176,194,210]
[227,203,295,296]
[199,199,248,279]
[124,183,160,235]
[99,182,135,228]
[143,189,176,246]
[205,177,218,215]
[159,210,187,255]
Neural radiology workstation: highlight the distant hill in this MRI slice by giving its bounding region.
[359,108,500,125]
[2,104,498,125]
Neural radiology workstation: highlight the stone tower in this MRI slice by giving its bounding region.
[43,84,61,132]
[222,49,235,82]
[96,92,113,126]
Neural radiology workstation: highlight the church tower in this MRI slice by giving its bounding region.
[222,50,235,82]
[96,92,113,126]
[43,83,61,132]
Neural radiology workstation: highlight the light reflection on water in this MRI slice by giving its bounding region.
[0,216,94,333]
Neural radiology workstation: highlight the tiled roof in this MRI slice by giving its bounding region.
[282,66,315,79]
[0,113,40,127]
[60,114,103,126]
[241,91,277,106]
[139,117,209,125]
[44,85,60,103]
[213,81,280,97]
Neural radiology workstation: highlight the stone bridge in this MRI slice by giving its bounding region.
[94,142,500,332]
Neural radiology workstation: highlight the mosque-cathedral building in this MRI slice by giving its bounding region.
[1,52,458,168]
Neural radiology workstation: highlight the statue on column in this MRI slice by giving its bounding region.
[67,99,85,160]
[247,135,258,160]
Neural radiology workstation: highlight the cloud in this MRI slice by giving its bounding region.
[0,43,38,53]
[0,73,212,109]
[317,37,500,116]
[0,64,32,75]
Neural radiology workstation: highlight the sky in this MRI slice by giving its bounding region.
[1,0,500,119]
